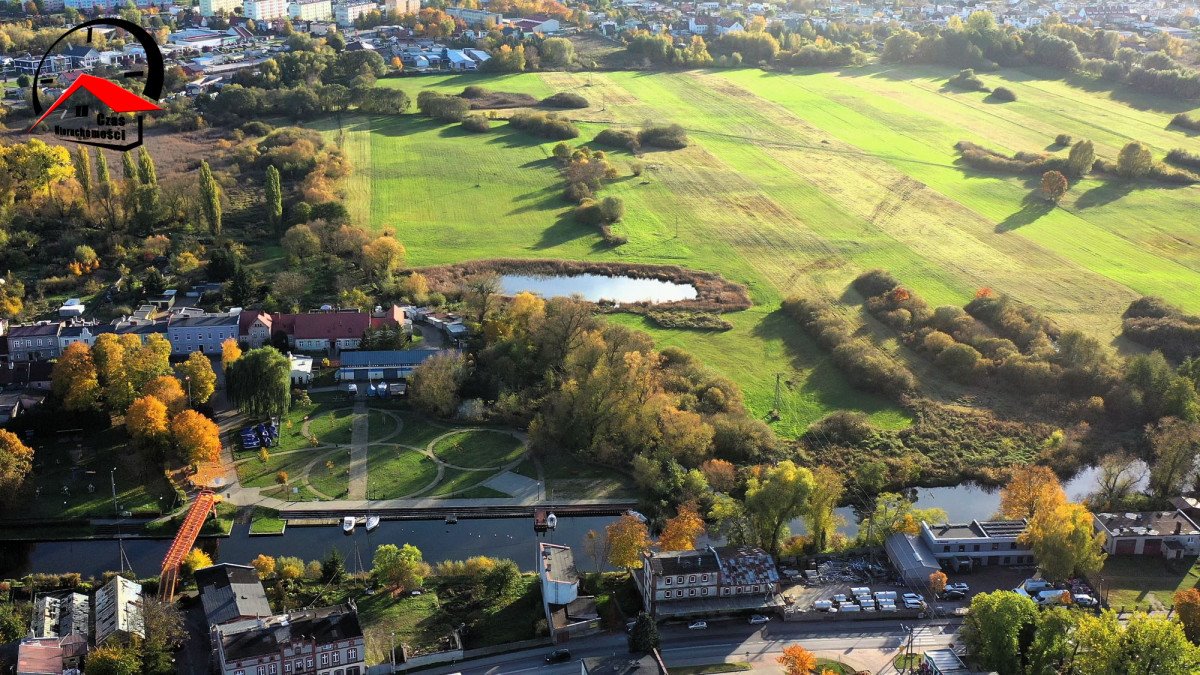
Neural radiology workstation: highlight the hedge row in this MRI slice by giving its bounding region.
[1121,296,1200,360]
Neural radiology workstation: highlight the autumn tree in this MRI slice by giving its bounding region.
[141,597,188,674]
[1117,141,1153,179]
[251,554,277,578]
[172,410,222,465]
[0,429,34,494]
[1175,588,1200,644]
[744,460,814,556]
[700,458,737,492]
[583,529,611,573]
[144,375,187,415]
[777,645,817,675]
[410,351,469,417]
[1147,417,1200,501]
[1067,139,1095,178]
[805,465,844,553]
[227,347,291,417]
[93,333,136,412]
[127,395,170,449]
[51,342,99,411]
[998,465,1066,521]
[859,493,947,546]
[362,234,406,281]
[606,513,651,569]
[1041,170,1068,202]
[276,556,305,581]
[1022,502,1107,582]
[181,547,213,575]
[961,591,1038,674]
[221,338,242,369]
[85,644,142,675]
[659,502,705,551]
[178,351,217,404]
[929,570,948,596]
[372,543,429,592]
[128,334,172,392]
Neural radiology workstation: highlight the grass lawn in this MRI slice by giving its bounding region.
[1101,555,1200,610]
[427,468,494,497]
[431,430,525,469]
[249,507,286,534]
[237,448,333,489]
[323,67,1200,437]
[366,445,439,499]
[814,659,857,675]
[367,409,401,442]
[391,411,450,449]
[306,407,355,446]
[307,452,351,499]
[894,653,923,670]
[357,591,444,661]
[527,450,637,499]
[463,573,544,648]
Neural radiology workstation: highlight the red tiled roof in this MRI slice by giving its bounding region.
[17,639,63,675]
[290,312,370,341]
[238,310,271,335]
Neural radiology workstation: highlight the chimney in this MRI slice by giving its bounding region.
[1176,521,1183,535]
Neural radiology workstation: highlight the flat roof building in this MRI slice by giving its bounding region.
[919,519,1034,572]
[197,563,273,626]
[94,576,144,646]
[1093,509,1200,558]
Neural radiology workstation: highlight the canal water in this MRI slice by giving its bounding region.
[499,274,698,304]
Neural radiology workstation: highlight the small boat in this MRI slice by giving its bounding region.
[342,516,356,533]
[626,510,648,524]
[445,514,459,525]
[365,516,380,532]
[546,512,558,530]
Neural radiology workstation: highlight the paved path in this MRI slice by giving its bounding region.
[347,401,368,500]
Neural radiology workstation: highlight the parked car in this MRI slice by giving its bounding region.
[688,620,708,630]
[839,603,862,613]
[947,582,970,593]
[545,649,571,663]
[1073,594,1098,607]
[748,615,770,625]
[939,589,967,601]
[902,593,924,604]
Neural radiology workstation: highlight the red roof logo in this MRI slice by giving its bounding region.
[29,73,161,131]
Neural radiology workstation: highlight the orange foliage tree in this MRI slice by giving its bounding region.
[700,458,737,492]
[171,410,221,465]
[1174,588,1200,644]
[777,644,817,675]
[144,375,187,415]
[999,465,1066,521]
[51,342,99,412]
[606,513,650,569]
[929,570,948,595]
[659,502,706,551]
[126,395,170,448]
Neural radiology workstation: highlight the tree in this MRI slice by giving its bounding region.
[1022,502,1107,582]
[72,146,91,199]
[322,548,346,583]
[227,347,292,417]
[777,645,817,675]
[744,460,814,556]
[929,570,948,596]
[181,547,213,575]
[51,342,99,411]
[172,410,222,465]
[1067,139,1095,178]
[583,529,610,573]
[178,352,217,404]
[199,159,222,236]
[606,514,651,569]
[541,37,575,67]
[658,503,705,551]
[94,333,136,412]
[1175,588,1200,644]
[1109,613,1200,674]
[998,465,1066,521]
[362,234,406,281]
[410,351,469,417]
[221,338,243,369]
[1117,141,1153,179]
[627,612,659,653]
[0,429,34,494]
[1147,417,1200,501]
[1041,170,1068,202]
[961,591,1038,674]
[127,395,170,448]
[266,165,283,234]
[805,465,843,553]
[1088,452,1142,511]
[251,554,276,578]
[700,458,737,492]
[141,597,187,674]
[128,334,172,393]
[282,223,321,262]
[276,556,305,580]
[372,543,429,592]
[85,645,142,675]
[1025,606,1078,675]
[144,375,187,415]
[859,492,947,546]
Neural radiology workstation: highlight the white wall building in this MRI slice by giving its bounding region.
[290,0,334,21]
[94,577,144,646]
[335,0,377,26]
[246,0,290,21]
[199,0,240,17]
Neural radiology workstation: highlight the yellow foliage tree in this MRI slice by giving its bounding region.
[361,235,406,281]
[999,465,1066,521]
[251,554,276,578]
[1021,502,1107,582]
[128,334,172,392]
[659,502,705,551]
[126,395,169,448]
[93,333,137,413]
[181,547,213,575]
[0,428,34,493]
[144,375,187,415]
[276,556,305,580]
[606,513,651,569]
[177,351,217,404]
[51,342,99,411]
[929,570,948,595]
[171,410,222,465]
[777,644,817,675]
[221,338,242,369]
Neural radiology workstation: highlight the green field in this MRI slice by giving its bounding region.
[326,66,1200,436]
[431,430,525,468]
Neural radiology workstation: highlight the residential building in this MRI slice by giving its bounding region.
[211,602,366,675]
[199,0,240,16]
[885,532,942,588]
[169,28,237,48]
[94,576,144,646]
[919,520,1033,571]
[32,593,89,639]
[539,543,601,643]
[637,545,781,618]
[289,353,314,385]
[384,0,418,15]
[62,45,100,69]
[239,310,275,349]
[246,0,290,21]
[335,349,446,382]
[7,322,62,362]
[1092,510,1200,558]
[196,564,274,626]
[335,0,377,26]
[0,392,23,425]
[13,55,70,76]
[16,637,63,675]
[290,0,334,21]
[58,323,114,351]
[167,311,241,356]
[922,648,984,675]
[444,5,502,25]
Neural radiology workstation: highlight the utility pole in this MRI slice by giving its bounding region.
[770,373,782,421]
[110,466,118,515]
[185,375,192,407]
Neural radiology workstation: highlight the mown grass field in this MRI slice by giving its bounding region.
[323,66,1200,437]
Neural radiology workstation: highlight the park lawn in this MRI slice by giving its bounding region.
[307,407,356,446]
[238,447,336,489]
[814,659,857,675]
[357,591,444,661]
[366,445,439,499]
[261,483,323,502]
[367,409,401,442]
[274,394,352,451]
[529,449,638,500]
[249,507,286,534]
[344,67,1200,437]
[307,451,351,499]
[1101,555,1200,611]
[431,430,525,469]
[391,411,450,450]
[427,467,494,497]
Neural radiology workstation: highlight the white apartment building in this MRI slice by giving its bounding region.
[335,0,377,26]
[246,0,290,21]
[289,0,334,21]
[385,0,418,15]
[200,0,240,17]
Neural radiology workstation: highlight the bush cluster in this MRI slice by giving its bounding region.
[541,92,590,109]
[780,297,917,397]
[988,86,1017,102]
[646,310,733,331]
[1171,113,1200,132]
[509,110,579,139]
[965,294,1060,352]
[461,114,491,133]
[1054,134,1073,146]
[1166,149,1200,171]
[954,141,1057,175]
[239,121,274,137]
[1121,296,1200,360]
[947,69,989,91]
[417,91,470,122]
[637,124,690,150]
[594,128,641,151]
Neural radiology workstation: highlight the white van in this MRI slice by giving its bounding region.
[812,600,834,612]
[839,603,862,613]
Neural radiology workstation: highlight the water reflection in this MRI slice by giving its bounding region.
[499,274,698,303]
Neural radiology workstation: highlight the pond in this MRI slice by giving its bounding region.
[499,274,698,304]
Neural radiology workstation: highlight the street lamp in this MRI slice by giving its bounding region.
[390,632,397,672]
[110,467,118,515]
[185,375,192,407]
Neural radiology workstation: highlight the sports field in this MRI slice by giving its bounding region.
[322,65,1200,437]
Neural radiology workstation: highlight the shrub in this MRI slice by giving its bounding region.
[629,160,645,176]
[947,69,988,91]
[1170,113,1200,132]
[508,110,579,139]
[966,294,1060,352]
[637,124,689,149]
[1116,141,1153,178]
[806,410,875,445]
[1121,296,1200,359]
[989,86,1017,102]
[852,269,900,298]
[954,141,1047,175]
[1166,149,1200,171]
[564,181,593,203]
[936,342,985,383]
[1124,296,1181,320]
[239,121,274,137]
[461,114,491,133]
[646,310,733,331]
[417,91,470,122]
[1054,133,1073,146]
[595,128,640,151]
[542,92,589,109]
[460,85,491,98]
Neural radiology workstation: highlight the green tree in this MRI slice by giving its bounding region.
[1067,139,1095,178]
[541,37,576,67]
[1147,417,1200,501]
[1117,141,1153,179]
[628,612,660,653]
[122,150,138,182]
[85,644,142,675]
[137,146,158,186]
[199,159,222,236]
[961,591,1038,674]
[372,543,429,592]
[744,460,814,556]
[805,465,844,553]
[282,223,321,262]
[266,165,283,234]
[1025,607,1077,675]
[1110,613,1200,674]
[226,347,292,417]
[410,351,469,417]
[72,145,91,199]
[858,492,947,546]
[322,548,346,583]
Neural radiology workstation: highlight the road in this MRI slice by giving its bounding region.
[448,618,962,675]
